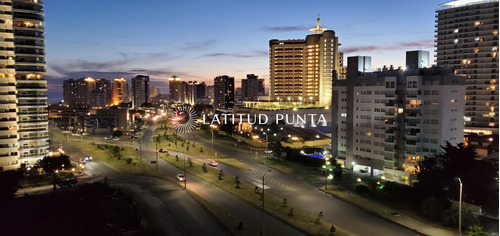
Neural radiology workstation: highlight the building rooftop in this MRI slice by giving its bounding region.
[440,0,498,9]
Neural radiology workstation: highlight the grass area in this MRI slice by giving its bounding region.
[160,154,346,235]
[82,141,156,176]
[153,122,252,171]
[186,190,247,235]
[50,127,156,176]
[256,156,294,174]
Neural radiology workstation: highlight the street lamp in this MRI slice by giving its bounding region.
[183,149,187,190]
[262,169,272,235]
[155,135,159,171]
[457,177,463,236]
[324,156,331,190]
[263,132,269,164]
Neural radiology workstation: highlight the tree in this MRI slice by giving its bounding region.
[112,130,123,137]
[416,142,498,206]
[34,154,71,173]
[466,225,487,236]
[34,155,71,191]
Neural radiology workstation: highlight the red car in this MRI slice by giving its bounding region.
[159,148,168,153]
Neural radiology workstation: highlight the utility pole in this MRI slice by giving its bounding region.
[457,177,463,236]
[183,149,186,189]
[262,170,271,235]
[155,135,159,171]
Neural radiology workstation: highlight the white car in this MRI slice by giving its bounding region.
[264,150,273,154]
[103,136,112,140]
[176,174,185,182]
[112,137,120,141]
[208,160,219,167]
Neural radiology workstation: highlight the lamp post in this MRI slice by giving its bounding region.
[95,119,99,136]
[263,132,269,164]
[457,177,463,236]
[262,169,271,235]
[324,156,330,190]
[155,135,159,171]
[139,139,142,160]
[183,149,187,189]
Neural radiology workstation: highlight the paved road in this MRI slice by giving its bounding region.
[179,129,430,236]
[48,126,229,236]
[141,122,307,236]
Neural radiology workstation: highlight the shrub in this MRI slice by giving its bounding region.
[354,185,370,195]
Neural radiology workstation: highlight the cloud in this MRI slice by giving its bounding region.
[182,39,217,51]
[261,26,308,32]
[202,50,268,58]
[342,46,379,54]
[341,39,434,54]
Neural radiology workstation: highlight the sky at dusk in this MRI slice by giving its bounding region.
[44,0,444,102]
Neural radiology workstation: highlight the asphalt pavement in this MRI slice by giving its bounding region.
[179,129,448,236]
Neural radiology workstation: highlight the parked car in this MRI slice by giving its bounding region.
[158,148,168,153]
[58,177,80,189]
[176,174,185,182]
[208,160,219,167]
[237,139,244,143]
[112,137,120,141]
[264,150,273,154]
[103,136,112,140]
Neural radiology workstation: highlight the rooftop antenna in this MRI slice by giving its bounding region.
[310,14,327,34]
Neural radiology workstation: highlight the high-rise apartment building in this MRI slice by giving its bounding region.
[331,52,465,185]
[269,18,340,106]
[436,0,499,134]
[63,77,96,108]
[214,75,234,110]
[111,78,129,106]
[169,76,186,103]
[150,86,159,99]
[241,74,264,101]
[0,2,19,170]
[186,81,206,104]
[131,75,150,108]
[13,0,48,166]
[91,78,111,108]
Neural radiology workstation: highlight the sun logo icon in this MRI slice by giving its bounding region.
[171,106,198,133]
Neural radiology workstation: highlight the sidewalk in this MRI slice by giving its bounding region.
[320,183,454,236]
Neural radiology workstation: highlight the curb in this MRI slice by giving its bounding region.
[318,187,434,236]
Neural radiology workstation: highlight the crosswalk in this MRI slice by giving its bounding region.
[250,169,297,192]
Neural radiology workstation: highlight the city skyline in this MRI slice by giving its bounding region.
[45,0,441,102]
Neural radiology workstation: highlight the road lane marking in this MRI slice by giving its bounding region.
[101,162,120,172]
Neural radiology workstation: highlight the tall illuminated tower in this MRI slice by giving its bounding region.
[0,1,20,170]
[111,78,129,106]
[436,0,499,134]
[269,17,340,106]
[13,0,48,166]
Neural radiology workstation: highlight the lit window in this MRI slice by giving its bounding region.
[454,29,459,33]
[454,39,459,44]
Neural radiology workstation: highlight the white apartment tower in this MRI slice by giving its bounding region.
[14,0,48,167]
[331,51,465,185]
[0,1,20,170]
[436,0,499,134]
